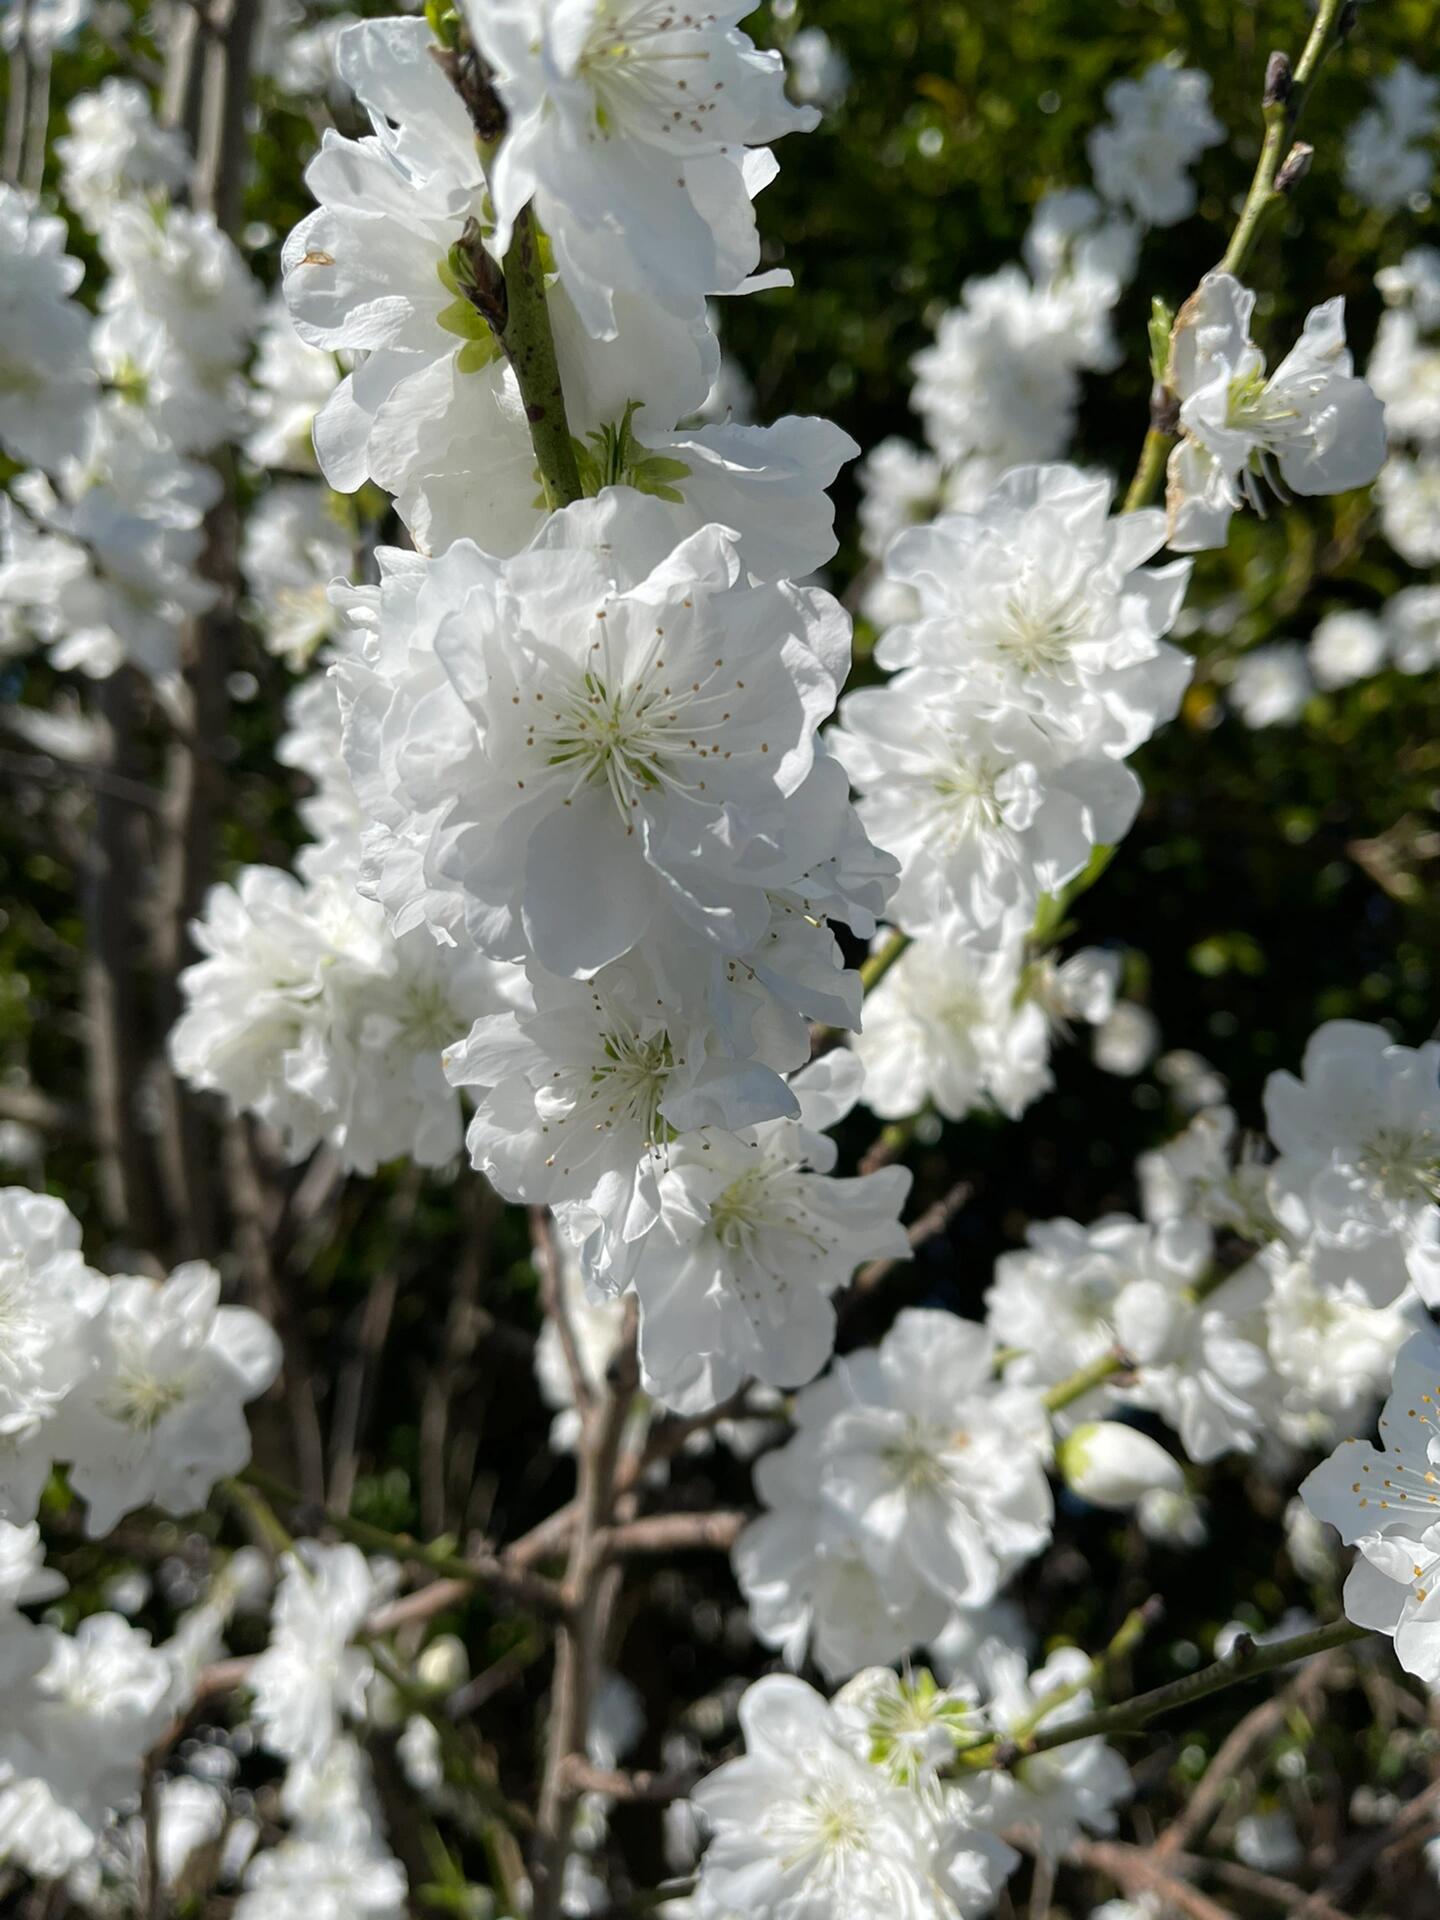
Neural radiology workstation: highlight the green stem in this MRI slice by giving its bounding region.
[969,1619,1371,1768]
[240,1466,569,1617]
[1039,1265,1234,1415]
[1123,0,1353,512]
[499,203,583,509]
[1122,427,1172,515]
[860,926,910,992]
[1218,0,1348,281]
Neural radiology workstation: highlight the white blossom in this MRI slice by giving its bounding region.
[961,1645,1131,1857]
[56,78,191,227]
[1302,1322,1440,1682]
[1344,61,1438,213]
[1377,451,1440,565]
[250,1545,396,1764]
[1307,609,1389,690]
[466,0,816,338]
[1165,274,1387,553]
[1264,1019,1440,1306]
[1087,61,1223,228]
[0,185,96,474]
[691,1673,1016,1920]
[622,1050,912,1410]
[54,1261,281,1538]
[241,481,353,668]
[735,1311,1052,1676]
[1229,642,1314,730]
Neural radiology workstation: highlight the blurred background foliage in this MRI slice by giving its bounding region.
[1,4,1439,1904]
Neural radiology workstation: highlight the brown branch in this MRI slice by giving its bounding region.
[559,1758,701,1804]
[596,1510,747,1559]
[530,1304,639,1920]
[1070,1837,1237,1920]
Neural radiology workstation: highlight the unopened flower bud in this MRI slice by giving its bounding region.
[1275,141,1314,194]
[417,1632,470,1695]
[1263,51,1293,108]
[1058,1421,1184,1509]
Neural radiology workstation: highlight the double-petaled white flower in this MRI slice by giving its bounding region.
[691,1673,1017,1920]
[0,185,96,474]
[621,1051,912,1409]
[1264,1019,1440,1306]
[337,493,861,982]
[467,0,816,339]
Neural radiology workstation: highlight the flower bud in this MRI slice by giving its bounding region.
[417,1632,470,1695]
[1275,141,1314,195]
[1058,1421,1184,1509]
[1263,51,1293,109]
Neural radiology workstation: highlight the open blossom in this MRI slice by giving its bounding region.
[446,956,801,1278]
[961,1645,1132,1857]
[987,1214,1213,1410]
[735,1312,1053,1676]
[832,667,1142,946]
[1165,274,1387,553]
[1302,1322,1440,1682]
[855,930,1118,1124]
[0,185,96,474]
[0,1613,177,1880]
[55,78,190,227]
[1087,61,1223,228]
[1307,610,1389,691]
[0,1189,107,1524]
[691,1674,1017,1920]
[466,0,815,339]
[241,481,353,668]
[250,1545,396,1763]
[1378,451,1440,566]
[285,16,851,563]
[621,1051,912,1410]
[2,408,221,678]
[1228,641,1313,729]
[1261,1244,1414,1442]
[336,492,862,981]
[53,1262,281,1538]
[1344,61,1439,212]
[245,294,342,472]
[911,267,1105,473]
[1264,1020,1440,1306]
[876,464,1191,754]
[172,862,510,1173]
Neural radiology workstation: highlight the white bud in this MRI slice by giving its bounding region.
[416,1632,470,1695]
[1058,1422,1184,1509]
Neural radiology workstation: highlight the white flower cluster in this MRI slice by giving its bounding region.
[833,461,1188,1122]
[690,1645,1134,1919]
[1344,60,1438,214]
[0,78,266,680]
[733,1020,1433,1695]
[1371,247,1440,569]
[253,6,913,1408]
[896,61,1218,529]
[0,1187,280,1534]
[0,1189,279,1883]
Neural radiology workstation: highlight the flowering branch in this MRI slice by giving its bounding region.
[1123,0,1356,513]
[238,1465,571,1618]
[956,1618,1370,1771]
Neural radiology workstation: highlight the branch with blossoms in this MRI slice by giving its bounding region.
[4,0,1440,1918]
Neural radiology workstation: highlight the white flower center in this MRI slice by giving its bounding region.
[994,588,1091,675]
[1357,1126,1440,1206]
[522,621,742,829]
